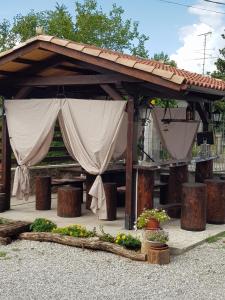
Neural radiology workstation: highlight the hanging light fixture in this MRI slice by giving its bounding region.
[212,108,222,126]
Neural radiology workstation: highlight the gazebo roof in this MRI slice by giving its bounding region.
[0,35,224,100]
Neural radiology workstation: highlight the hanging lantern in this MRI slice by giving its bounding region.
[212,109,222,125]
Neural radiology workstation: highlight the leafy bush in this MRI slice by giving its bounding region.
[115,233,141,251]
[98,225,115,243]
[52,224,95,238]
[30,218,57,232]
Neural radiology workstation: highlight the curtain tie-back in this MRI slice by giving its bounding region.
[89,175,107,219]
[13,165,30,201]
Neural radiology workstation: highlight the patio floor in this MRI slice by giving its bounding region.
[1,194,225,255]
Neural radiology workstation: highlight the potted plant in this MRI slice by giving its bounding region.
[136,208,170,230]
[146,230,169,248]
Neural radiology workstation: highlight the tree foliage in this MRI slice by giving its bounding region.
[0,0,149,57]
[211,30,225,81]
[152,51,177,67]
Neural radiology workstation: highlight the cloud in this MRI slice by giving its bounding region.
[170,0,225,74]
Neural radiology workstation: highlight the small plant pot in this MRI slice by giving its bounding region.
[147,240,166,248]
[145,218,160,230]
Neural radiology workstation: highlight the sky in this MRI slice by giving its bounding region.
[0,0,224,74]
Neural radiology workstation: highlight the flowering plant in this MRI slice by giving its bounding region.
[136,209,170,229]
[52,224,95,238]
[115,233,141,251]
[146,230,169,244]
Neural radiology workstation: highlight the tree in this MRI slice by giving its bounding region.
[152,51,177,67]
[211,30,225,81]
[0,0,149,58]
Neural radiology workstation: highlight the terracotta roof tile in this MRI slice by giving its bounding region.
[0,35,224,92]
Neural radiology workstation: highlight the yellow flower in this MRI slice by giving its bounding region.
[122,235,126,240]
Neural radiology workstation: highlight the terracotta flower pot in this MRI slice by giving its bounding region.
[145,218,160,230]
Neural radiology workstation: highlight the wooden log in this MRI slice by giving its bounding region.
[35,176,52,210]
[205,179,225,224]
[104,183,117,221]
[0,193,6,213]
[19,232,146,262]
[0,236,11,245]
[85,174,96,210]
[195,160,213,183]
[168,164,188,205]
[0,221,31,237]
[57,187,82,217]
[137,169,155,217]
[159,173,169,205]
[181,183,207,231]
[147,246,170,265]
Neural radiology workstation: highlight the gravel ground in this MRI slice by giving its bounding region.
[0,240,225,300]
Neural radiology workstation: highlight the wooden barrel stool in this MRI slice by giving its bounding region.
[195,159,213,183]
[0,193,6,212]
[35,176,51,210]
[205,179,225,224]
[159,172,169,205]
[104,183,117,221]
[181,183,207,231]
[57,187,82,218]
[168,164,188,204]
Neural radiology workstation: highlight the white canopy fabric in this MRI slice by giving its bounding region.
[59,99,126,219]
[5,98,127,219]
[5,99,61,200]
[152,107,200,160]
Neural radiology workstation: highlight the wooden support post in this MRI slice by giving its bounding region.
[195,159,213,183]
[125,99,135,230]
[2,112,11,211]
[137,169,155,217]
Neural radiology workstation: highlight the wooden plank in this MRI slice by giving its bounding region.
[2,74,140,87]
[100,84,123,100]
[125,99,135,230]
[39,42,183,92]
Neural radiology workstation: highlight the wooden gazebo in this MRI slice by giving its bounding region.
[0,35,224,229]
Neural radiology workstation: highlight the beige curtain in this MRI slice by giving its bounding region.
[152,107,200,160]
[5,99,61,200]
[59,99,126,219]
[113,112,128,159]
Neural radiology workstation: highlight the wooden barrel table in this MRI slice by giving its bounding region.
[181,183,207,231]
[205,179,225,224]
[35,176,51,210]
[57,187,82,218]
[0,193,6,212]
[104,183,117,221]
[195,159,213,183]
[168,164,188,204]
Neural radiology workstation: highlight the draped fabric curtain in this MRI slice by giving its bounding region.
[59,99,127,219]
[152,107,200,160]
[5,98,127,219]
[5,99,61,200]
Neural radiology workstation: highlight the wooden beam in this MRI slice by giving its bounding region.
[2,110,11,211]
[14,57,39,65]
[14,87,32,99]
[125,99,135,230]
[2,74,140,87]
[100,84,123,100]
[39,42,182,92]
[196,102,209,131]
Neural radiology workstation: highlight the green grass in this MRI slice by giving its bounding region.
[206,231,225,243]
